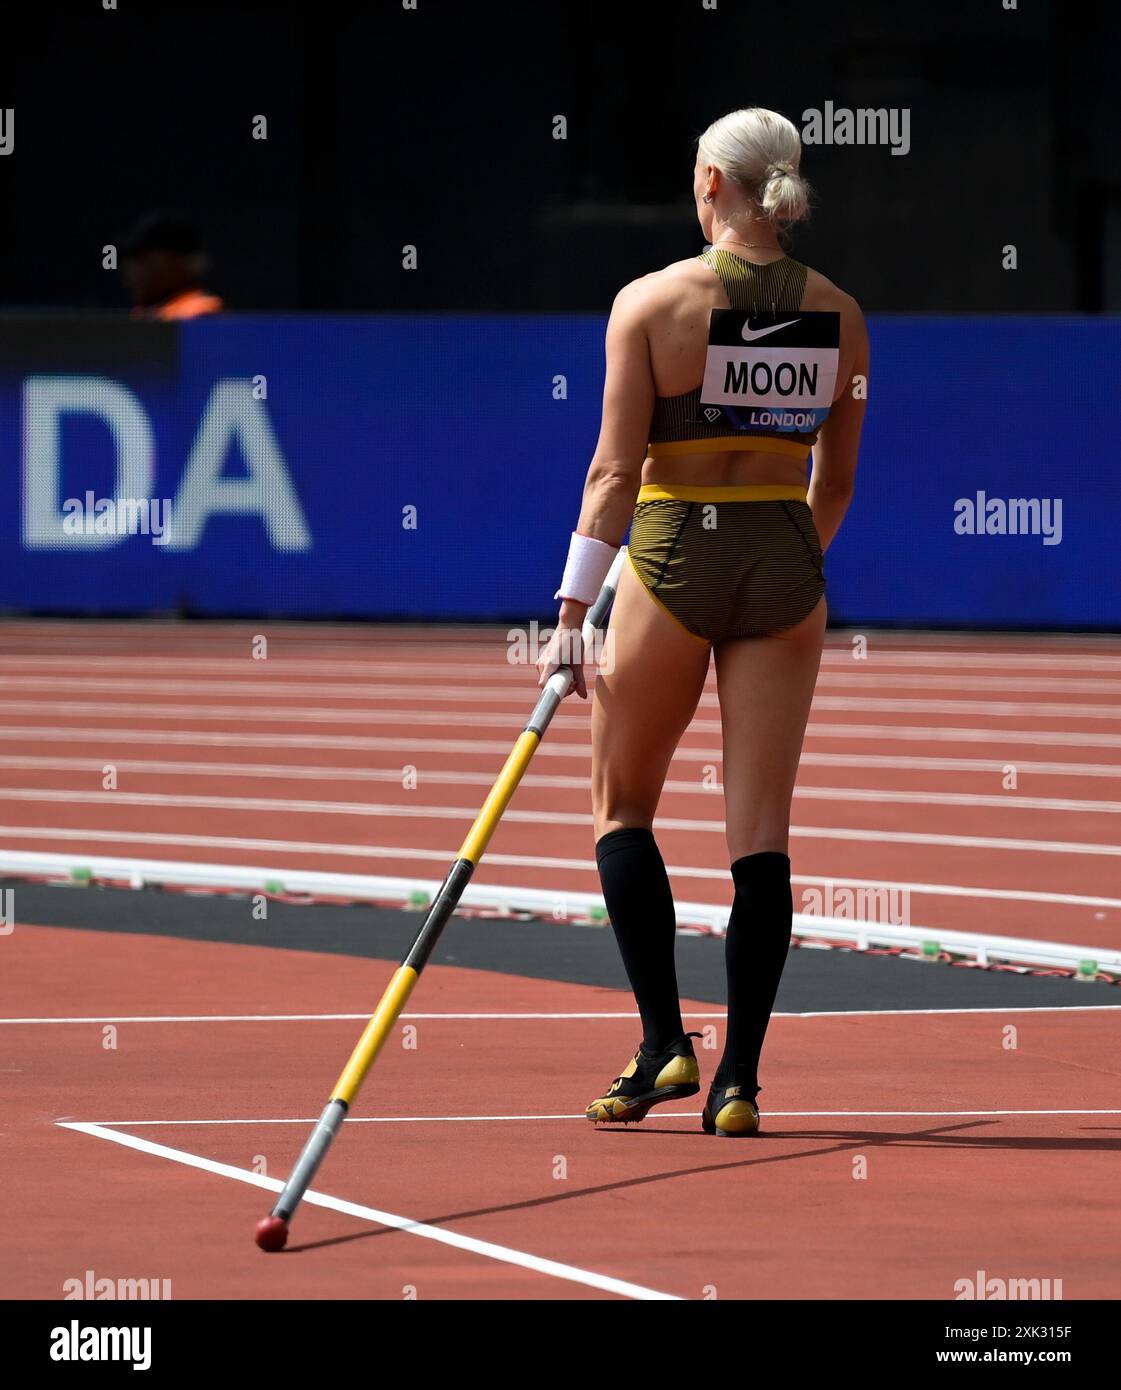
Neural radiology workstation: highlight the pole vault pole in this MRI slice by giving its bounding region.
[255,548,627,1250]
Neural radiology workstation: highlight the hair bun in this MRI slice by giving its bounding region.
[697,108,811,226]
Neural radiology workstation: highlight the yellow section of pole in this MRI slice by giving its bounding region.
[456,729,541,865]
[330,965,419,1105]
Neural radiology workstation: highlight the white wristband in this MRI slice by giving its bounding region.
[554,532,619,605]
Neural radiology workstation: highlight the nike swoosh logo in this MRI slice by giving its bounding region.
[740,318,800,342]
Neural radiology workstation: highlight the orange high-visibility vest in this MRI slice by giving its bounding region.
[145,290,224,320]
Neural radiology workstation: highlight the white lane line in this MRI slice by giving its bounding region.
[818,651,1121,673]
[4,785,1121,850]
[2,788,1118,856]
[799,752,1121,779]
[3,670,1120,697]
[0,677,555,703]
[9,1005,1121,1026]
[7,648,1121,674]
[0,694,1119,722]
[6,644,1121,672]
[4,719,1121,753]
[1,745,1121,781]
[4,824,1121,902]
[67,1110,1121,1129]
[57,1121,679,1301]
[4,760,1120,813]
[790,786,1121,813]
[815,672,1121,694]
[803,723,1121,750]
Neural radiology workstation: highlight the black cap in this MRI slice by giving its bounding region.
[121,212,204,256]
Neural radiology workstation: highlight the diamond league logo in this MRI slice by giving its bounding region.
[703,407,721,422]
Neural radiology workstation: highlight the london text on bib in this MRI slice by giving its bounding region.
[699,310,841,435]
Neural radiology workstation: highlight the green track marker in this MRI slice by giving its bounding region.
[1076,959,1098,982]
[69,866,92,885]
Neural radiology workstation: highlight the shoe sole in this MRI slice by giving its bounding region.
[586,1082,700,1125]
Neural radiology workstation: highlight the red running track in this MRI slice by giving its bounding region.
[0,620,1117,947]
[2,621,1119,1299]
[4,924,1120,1300]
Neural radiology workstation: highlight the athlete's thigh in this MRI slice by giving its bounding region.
[591,561,711,836]
[714,596,827,860]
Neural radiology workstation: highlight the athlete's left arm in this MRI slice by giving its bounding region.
[808,293,869,551]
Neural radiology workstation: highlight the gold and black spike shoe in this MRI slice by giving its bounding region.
[701,1083,761,1137]
[585,1033,701,1125]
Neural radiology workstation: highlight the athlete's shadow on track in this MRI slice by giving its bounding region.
[281,1119,1118,1254]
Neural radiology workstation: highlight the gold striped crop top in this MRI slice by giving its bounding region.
[647,249,818,461]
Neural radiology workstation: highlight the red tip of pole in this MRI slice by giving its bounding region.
[255,1215,289,1252]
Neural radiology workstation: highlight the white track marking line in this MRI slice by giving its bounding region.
[803,724,1121,749]
[66,1110,1121,1128]
[789,786,1121,813]
[6,635,1116,668]
[8,1005,1121,1026]
[57,1122,678,1300]
[1,692,1119,720]
[4,670,1120,697]
[798,752,1121,778]
[817,651,1121,672]
[4,719,1121,752]
[4,654,1121,689]
[4,762,1121,813]
[7,647,1121,673]
[3,788,1121,855]
[5,654,1121,680]
[4,825,1121,904]
[1,743,1121,780]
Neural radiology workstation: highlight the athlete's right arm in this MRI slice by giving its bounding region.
[808,293,869,550]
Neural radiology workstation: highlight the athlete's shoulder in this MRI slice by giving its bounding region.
[612,257,712,311]
[800,265,868,372]
[801,264,864,322]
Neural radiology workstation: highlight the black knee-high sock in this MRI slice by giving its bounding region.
[715,852,793,1094]
[595,827,684,1053]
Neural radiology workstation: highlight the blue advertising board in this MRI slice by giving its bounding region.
[0,313,1116,627]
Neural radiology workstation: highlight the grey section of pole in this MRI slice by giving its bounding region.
[525,678,567,737]
[271,1098,348,1221]
[583,550,625,632]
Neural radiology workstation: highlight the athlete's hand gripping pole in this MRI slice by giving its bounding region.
[254,548,628,1251]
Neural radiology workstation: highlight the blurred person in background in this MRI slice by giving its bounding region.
[120,211,224,319]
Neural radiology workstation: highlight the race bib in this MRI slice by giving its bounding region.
[699,310,841,435]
